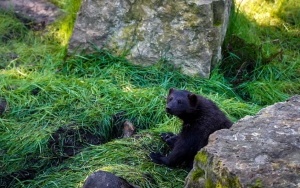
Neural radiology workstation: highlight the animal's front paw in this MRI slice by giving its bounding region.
[160,132,175,142]
[150,152,164,164]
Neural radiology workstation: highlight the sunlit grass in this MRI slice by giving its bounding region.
[48,0,82,46]
[236,0,282,26]
[222,0,300,105]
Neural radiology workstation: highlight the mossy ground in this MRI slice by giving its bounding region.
[0,0,299,187]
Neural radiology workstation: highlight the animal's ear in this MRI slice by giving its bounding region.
[188,94,198,106]
[168,88,175,95]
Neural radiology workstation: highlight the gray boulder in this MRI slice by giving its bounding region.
[68,0,232,77]
[83,170,135,188]
[185,95,300,187]
[0,0,63,27]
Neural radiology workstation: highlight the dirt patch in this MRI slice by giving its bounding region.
[0,169,37,187]
[48,124,103,158]
[48,112,136,158]
[111,111,136,138]
[1,112,137,187]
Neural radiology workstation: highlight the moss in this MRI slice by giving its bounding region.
[249,179,263,188]
[49,0,82,46]
[195,150,209,165]
[191,168,205,181]
[212,1,225,26]
[214,176,241,188]
[193,155,241,188]
[227,176,242,188]
[109,24,140,55]
[124,0,155,22]
[216,181,222,188]
[188,3,203,15]
[205,178,216,188]
[182,12,202,28]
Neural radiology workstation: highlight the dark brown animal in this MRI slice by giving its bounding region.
[150,88,232,168]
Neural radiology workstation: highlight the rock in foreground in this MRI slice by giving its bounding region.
[185,96,300,188]
[83,170,135,188]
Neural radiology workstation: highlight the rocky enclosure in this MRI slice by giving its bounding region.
[185,95,300,188]
[68,0,232,77]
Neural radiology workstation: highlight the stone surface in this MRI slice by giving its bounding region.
[83,170,135,188]
[0,0,64,26]
[185,95,300,188]
[68,0,232,77]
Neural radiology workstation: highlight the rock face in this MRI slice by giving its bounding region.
[185,96,300,188]
[0,0,63,27]
[68,0,232,77]
[83,170,135,188]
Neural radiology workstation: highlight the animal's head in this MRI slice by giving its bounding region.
[166,88,198,117]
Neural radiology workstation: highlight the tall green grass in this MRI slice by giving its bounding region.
[222,0,300,105]
[1,50,258,187]
[0,0,299,187]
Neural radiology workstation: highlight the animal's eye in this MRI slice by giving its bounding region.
[177,99,182,104]
[168,97,173,101]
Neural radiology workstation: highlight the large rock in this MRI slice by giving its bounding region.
[0,0,63,26]
[68,0,232,77]
[185,96,300,188]
[83,170,135,188]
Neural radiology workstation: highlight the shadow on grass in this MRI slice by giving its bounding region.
[221,2,300,105]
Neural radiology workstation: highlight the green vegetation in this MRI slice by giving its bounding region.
[0,0,299,187]
[190,169,205,181]
[195,151,208,165]
[222,0,300,105]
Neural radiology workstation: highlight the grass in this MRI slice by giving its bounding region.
[222,0,300,105]
[0,0,299,187]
